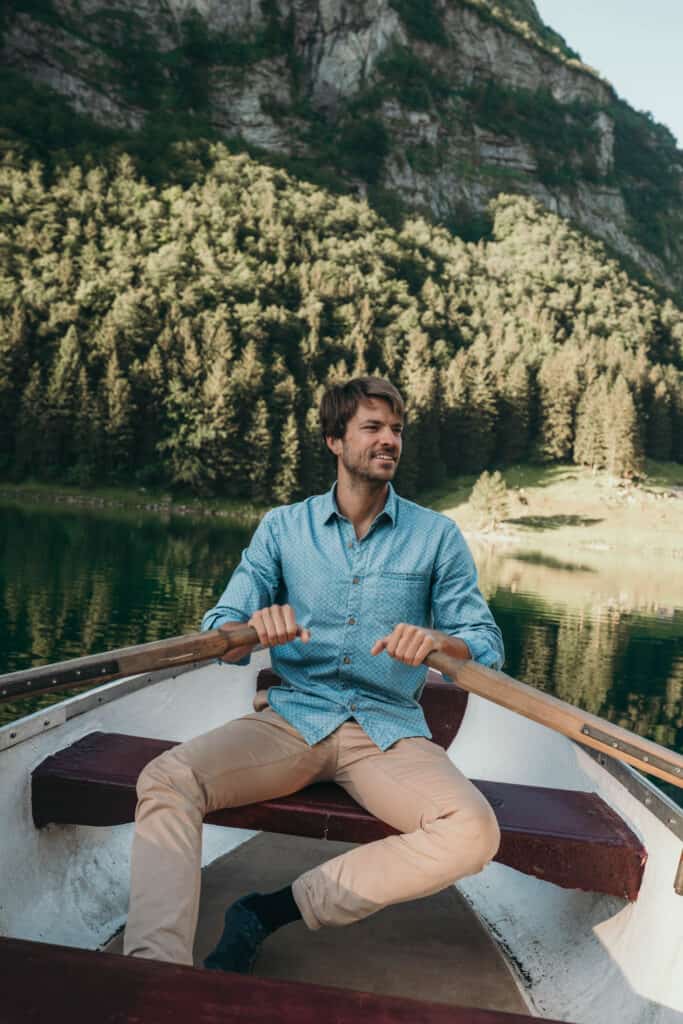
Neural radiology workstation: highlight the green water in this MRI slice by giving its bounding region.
[1,500,681,789]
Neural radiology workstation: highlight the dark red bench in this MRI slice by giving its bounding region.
[1,936,567,1023]
[31,670,646,901]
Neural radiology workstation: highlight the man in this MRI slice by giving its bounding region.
[123,376,504,972]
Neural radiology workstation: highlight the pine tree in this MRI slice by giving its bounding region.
[72,367,103,486]
[468,470,509,531]
[44,326,81,476]
[245,399,271,503]
[300,393,333,496]
[647,378,672,461]
[104,352,134,480]
[272,412,300,505]
[14,365,46,478]
[398,329,444,497]
[574,378,607,471]
[605,375,643,478]
[459,361,498,475]
[537,348,581,462]
[496,357,531,466]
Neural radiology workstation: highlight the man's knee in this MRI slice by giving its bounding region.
[136,748,205,814]
[436,801,501,879]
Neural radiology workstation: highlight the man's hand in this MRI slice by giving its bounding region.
[218,605,310,663]
[249,604,311,649]
[370,624,443,666]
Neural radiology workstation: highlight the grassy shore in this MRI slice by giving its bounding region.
[421,459,683,612]
[423,459,683,557]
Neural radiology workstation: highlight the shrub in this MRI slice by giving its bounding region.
[469,470,509,531]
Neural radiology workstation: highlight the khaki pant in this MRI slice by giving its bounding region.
[123,706,500,964]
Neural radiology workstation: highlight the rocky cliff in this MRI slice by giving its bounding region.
[3,0,682,293]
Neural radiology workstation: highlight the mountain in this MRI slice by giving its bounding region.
[2,0,682,295]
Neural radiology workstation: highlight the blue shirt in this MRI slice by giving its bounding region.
[201,484,504,751]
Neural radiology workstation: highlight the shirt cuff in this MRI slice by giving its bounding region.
[459,633,504,670]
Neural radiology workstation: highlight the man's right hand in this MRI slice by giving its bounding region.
[218,605,311,663]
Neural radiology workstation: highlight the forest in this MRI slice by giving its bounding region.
[1,142,681,503]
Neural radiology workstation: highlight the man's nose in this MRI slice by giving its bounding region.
[379,427,397,446]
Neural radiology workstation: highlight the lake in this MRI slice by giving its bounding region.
[1,498,680,798]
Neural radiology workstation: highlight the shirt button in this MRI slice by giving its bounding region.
[350,703,357,712]
[348,616,356,625]
[343,655,351,664]
[352,576,360,584]
[348,541,354,549]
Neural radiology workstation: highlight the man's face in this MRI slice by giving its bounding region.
[328,397,403,483]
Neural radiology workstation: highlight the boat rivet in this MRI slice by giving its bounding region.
[52,679,57,685]
[76,670,80,677]
[612,742,619,749]
[643,755,649,762]
[43,720,50,727]
[10,732,16,739]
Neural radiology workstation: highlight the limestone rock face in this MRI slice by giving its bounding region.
[2,0,681,292]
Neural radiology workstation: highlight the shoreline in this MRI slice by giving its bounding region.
[2,461,682,562]
[0,483,263,524]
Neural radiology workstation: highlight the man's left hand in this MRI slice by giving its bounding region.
[370,624,443,666]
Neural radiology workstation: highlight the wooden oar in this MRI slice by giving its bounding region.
[0,626,256,704]
[1,627,682,789]
[426,650,683,791]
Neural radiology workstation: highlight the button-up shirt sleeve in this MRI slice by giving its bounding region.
[201,510,282,662]
[431,523,504,670]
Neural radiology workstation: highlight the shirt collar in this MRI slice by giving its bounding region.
[322,482,397,528]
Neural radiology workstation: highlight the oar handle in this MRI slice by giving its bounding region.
[426,649,683,790]
[0,626,260,704]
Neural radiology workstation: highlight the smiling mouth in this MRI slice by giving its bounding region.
[372,453,396,463]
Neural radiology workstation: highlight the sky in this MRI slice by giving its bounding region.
[534,0,683,146]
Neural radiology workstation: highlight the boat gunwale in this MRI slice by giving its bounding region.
[1,658,682,845]
[0,659,210,753]
[580,742,683,843]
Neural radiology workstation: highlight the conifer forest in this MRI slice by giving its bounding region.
[1,144,682,502]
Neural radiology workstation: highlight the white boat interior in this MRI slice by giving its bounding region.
[1,652,682,1023]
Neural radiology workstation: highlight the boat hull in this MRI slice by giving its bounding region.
[1,655,681,1022]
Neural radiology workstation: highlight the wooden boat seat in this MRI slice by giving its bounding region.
[2,936,566,1023]
[31,669,646,901]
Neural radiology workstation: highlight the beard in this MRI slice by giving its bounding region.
[339,444,400,484]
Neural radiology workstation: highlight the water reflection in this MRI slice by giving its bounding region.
[0,501,250,722]
[1,503,681,770]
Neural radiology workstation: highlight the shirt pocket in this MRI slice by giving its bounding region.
[368,571,431,631]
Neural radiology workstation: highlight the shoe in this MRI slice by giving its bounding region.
[203,893,269,974]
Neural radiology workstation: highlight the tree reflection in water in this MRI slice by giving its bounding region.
[1,504,681,774]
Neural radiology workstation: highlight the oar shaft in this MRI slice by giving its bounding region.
[0,626,259,704]
[2,632,681,789]
[426,650,683,790]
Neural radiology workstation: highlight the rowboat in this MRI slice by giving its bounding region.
[1,631,681,1023]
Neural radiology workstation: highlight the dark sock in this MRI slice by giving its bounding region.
[242,886,302,934]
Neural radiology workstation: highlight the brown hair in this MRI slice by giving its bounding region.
[319,377,405,441]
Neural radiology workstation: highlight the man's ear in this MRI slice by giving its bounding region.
[325,435,342,457]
